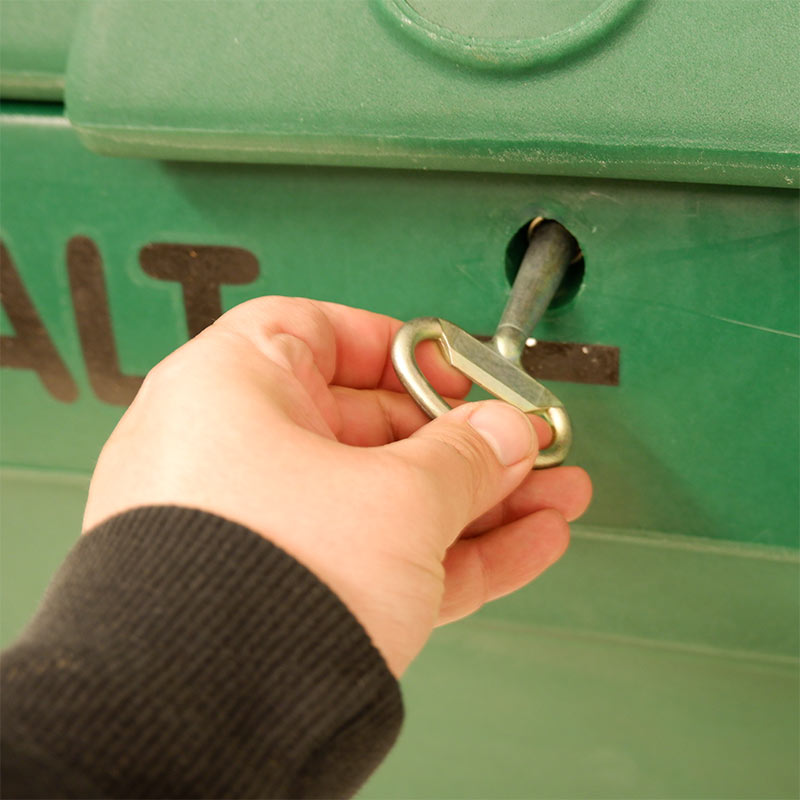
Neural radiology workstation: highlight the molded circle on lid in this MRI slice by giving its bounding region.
[376,0,642,71]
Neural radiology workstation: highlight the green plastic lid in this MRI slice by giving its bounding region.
[3,0,799,186]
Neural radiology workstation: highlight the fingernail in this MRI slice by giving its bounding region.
[468,402,536,466]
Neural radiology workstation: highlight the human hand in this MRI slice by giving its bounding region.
[83,297,591,677]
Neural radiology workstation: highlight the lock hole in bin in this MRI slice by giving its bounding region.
[504,218,584,311]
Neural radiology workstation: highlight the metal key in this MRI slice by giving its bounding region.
[391,219,575,468]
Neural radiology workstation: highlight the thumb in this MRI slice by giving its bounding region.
[389,400,538,534]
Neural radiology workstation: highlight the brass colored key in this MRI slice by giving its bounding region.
[392,220,575,468]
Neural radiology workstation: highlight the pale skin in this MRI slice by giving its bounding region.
[83,297,592,677]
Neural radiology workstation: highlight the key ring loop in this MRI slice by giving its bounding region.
[392,317,572,469]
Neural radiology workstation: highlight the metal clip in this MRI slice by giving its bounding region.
[391,220,575,468]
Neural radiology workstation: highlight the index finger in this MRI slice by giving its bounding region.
[216,295,472,397]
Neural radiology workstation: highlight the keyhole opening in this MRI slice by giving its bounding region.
[504,218,585,311]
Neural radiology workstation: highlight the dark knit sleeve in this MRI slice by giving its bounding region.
[0,506,403,799]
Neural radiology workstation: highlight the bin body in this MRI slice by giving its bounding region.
[1,1,798,797]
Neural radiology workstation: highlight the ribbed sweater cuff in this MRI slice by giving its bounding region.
[1,506,403,799]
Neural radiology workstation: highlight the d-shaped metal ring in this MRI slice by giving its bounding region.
[392,317,572,468]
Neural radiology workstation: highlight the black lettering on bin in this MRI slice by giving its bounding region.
[67,236,144,406]
[521,340,620,386]
[0,242,79,402]
[139,244,259,338]
[477,336,620,386]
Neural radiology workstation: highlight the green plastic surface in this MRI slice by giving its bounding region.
[4,0,797,186]
[360,621,799,799]
[1,98,799,796]
[0,0,80,100]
